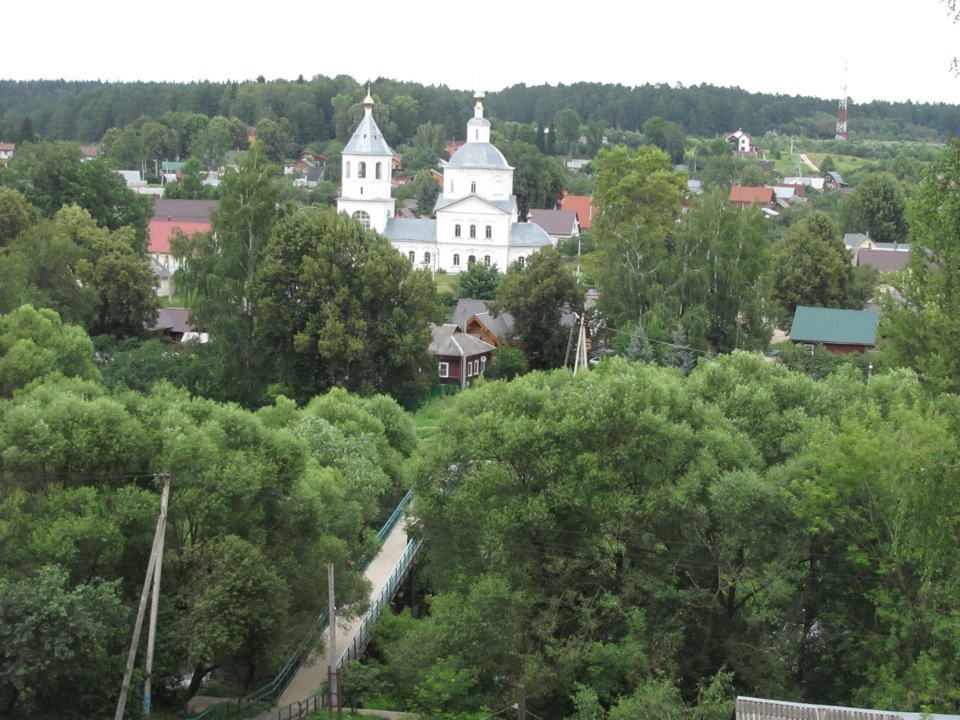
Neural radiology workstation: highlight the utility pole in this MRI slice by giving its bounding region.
[143,472,171,716]
[328,563,340,719]
[517,686,526,720]
[115,473,171,720]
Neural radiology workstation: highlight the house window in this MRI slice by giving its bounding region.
[408,251,415,263]
[438,362,449,378]
[424,251,431,265]
[485,225,492,239]
[471,181,476,193]
[455,224,461,237]
[453,254,460,266]
[467,361,474,376]
[353,210,371,229]
[484,255,491,266]
[375,162,382,179]
[345,161,351,179]
[358,161,366,178]
[470,225,476,238]
[468,255,476,265]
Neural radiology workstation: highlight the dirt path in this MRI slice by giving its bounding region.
[798,153,819,173]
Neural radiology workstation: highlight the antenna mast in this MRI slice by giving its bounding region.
[835,60,848,141]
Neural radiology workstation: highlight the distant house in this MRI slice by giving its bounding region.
[283,150,326,182]
[724,128,755,155]
[445,140,465,157]
[528,209,580,245]
[824,171,848,188]
[429,323,496,388]
[79,145,101,161]
[452,298,516,347]
[0,142,14,162]
[757,160,775,173]
[117,170,147,189]
[784,176,826,191]
[560,194,598,230]
[152,307,196,342]
[566,158,590,171]
[148,210,213,282]
[153,198,217,223]
[789,306,880,354]
[729,186,776,210]
[844,232,874,253]
[856,247,910,274]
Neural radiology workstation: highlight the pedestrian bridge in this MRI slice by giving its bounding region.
[188,491,421,720]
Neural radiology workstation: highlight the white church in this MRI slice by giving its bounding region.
[337,90,552,273]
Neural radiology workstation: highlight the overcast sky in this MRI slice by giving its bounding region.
[4,1,959,105]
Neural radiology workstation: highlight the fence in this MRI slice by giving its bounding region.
[188,491,417,720]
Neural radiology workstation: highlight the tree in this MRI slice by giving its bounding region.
[254,118,294,163]
[843,172,908,244]
[174,141,280,406]
[0,305,100,397]
[553,108,582,153]
[768,212,872,328]
[252,207,436,404]
[456,261,501,300]
[6,142,152,246]
[0,565,126,717]
[190,122,232,171]
[590,145,687,329]
[491,247,582,369]
[500,141,564,218]
[0,186,39,246]
[481,344,528,381]
[676,190,771,352]
[642,116,686,164]
[883,139,960,392]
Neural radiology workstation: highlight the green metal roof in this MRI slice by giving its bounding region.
[789,306,880,346]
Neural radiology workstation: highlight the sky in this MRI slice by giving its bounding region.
[4,1,960,105]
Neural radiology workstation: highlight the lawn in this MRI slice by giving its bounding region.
[434,272,457,296]
[411,393,458,441]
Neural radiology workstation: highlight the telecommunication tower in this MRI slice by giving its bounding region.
[835,61,848,141]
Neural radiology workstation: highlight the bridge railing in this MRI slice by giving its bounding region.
[263,536,423,720]
[188,490,416,720]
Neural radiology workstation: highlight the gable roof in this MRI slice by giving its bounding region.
[148,220,212,254]
[856,248,910,273]
[384,218,437,244]
[435,193,514,215]
[452,299,516,342]
[429,324,496,358]
[560,195,597,229]
[844,232,871,248]
[789,306,880,346]
[153,307,194,335]
[529,209,578,236]
[153,198,217,222]
[729,185,774,205]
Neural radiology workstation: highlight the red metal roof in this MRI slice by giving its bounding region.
[560,195,597,229]
[148,220,211,254]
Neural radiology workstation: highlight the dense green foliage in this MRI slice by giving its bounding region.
[361,355,960,719]
[0,307,418,716]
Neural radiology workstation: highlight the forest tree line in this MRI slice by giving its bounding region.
[2,76,959,151]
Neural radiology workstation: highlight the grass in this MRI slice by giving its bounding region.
[411,394,457,441]
[434,273,458,296]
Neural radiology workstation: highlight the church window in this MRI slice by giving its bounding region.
[358,161,366,178]
[475,129,479,140]
[517,256,526,268]
[424,251,431,265]
[453,254,460,266]
[455,224,461,238]
[484,255,491,266]
[345,161,351,179]
[471,181,476,193]
[450,180,454,193]
[408,251,415,263]
[469,225,476,238]
[375,162,382,179]
[485,225,492,239]
[468,255,476,265]
[352,210,371,229]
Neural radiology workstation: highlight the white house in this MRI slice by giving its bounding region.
[337,91,552,273]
